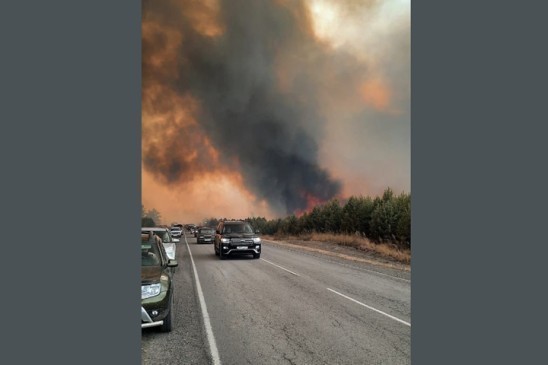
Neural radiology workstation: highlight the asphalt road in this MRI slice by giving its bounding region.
[142,231,411,364]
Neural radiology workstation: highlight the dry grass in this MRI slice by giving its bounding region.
[270,232,411,265]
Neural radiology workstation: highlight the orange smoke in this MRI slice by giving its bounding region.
[183,0,224,38]
[142,3,274,222]
[142,1,233,222]
[142,166,274,224]
[360,77,391,111]
[142,22,182,79]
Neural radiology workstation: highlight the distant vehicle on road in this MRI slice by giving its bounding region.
[170,225,183,239]
[141,231,178,332]
[185,224,197,235]
[196,227,215,244]
[214,220,261,259]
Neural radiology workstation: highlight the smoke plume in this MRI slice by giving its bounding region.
[143,0,352,216]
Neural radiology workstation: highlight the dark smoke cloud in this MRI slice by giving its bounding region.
[142,0,381,215]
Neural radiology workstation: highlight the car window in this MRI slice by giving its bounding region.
[141,235,161,266]
[158,239,168,263]
[159,231,171,243]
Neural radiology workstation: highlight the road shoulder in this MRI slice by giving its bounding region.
[263,237,411,273]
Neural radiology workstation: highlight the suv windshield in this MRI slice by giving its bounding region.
[223,223,253,234]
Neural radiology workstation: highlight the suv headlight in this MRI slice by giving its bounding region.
[221,238,230,243]
[141,283,161,299]
[253,237,261,243]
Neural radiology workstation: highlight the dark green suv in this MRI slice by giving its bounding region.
[196,227,215,244]
[141,231,178,332]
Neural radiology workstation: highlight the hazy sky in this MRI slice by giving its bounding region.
[142,0,410,225]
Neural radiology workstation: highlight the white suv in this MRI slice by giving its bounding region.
[170,226,183,238]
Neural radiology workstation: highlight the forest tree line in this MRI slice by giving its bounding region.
[202,188,411,249]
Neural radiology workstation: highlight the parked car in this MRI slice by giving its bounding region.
[214,221,261,259]
[141,227,177,260]
[196,227,215,244]
[141,231,178,332]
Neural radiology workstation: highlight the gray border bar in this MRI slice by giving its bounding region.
[1,1,141,364]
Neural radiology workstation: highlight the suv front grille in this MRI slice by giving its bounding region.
[230,239,254,245]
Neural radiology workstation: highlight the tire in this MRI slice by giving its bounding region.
[253,253,261,259]
[160,296,173,332]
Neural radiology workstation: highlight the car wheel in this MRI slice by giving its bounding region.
[253,253,261,259]
[160,296,173,332]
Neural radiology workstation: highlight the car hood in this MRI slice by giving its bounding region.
[223,233,257,239]
[141,266,163,283]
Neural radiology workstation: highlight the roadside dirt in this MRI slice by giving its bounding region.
[263,236,411,272]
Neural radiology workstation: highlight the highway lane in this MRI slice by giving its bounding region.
[192,235,410,364]
[142,231,411,364]
[260,240,410,327]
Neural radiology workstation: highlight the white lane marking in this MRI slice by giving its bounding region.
[262,240,410,283]
[260,258,301,277]
[185,234,222,365]
[327,288,411,327]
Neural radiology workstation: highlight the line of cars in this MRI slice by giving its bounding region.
[141,221,263,332]
[141,226,179,332]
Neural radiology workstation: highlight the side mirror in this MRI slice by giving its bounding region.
[168,260,178,268]
[255,229,261,234]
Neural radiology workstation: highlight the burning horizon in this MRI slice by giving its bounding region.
[142,0,410,224]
